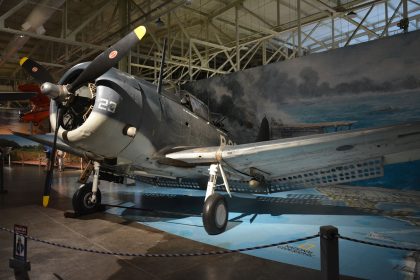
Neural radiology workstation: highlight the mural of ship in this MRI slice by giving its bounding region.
[270,118,356,139]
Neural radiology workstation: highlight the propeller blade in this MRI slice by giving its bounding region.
[42,107,62,207]
[19,57,54,84]
[68,26,146,92]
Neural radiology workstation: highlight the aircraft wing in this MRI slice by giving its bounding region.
[166,122,420,189]
[11,131,100,160]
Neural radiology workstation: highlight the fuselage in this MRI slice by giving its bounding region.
[50,63,233,178]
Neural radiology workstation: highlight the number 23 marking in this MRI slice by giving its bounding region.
[98,98,117,113]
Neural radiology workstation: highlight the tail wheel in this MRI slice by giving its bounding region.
[72,182,101,214]
[202,193,228,235]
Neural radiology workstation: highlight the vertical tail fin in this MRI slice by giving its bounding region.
[256,117,270,142]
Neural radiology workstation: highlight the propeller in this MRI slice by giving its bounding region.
[19,57,54,84]
[42,108,63,207]
[19,25,147,208]
[67,25,146,92]
[19,56,60,207]
[40,25,146,103]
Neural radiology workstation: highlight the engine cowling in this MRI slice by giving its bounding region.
[50,64,144,160]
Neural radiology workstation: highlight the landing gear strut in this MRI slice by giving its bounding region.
[72,161,101,215]
[202,164,231,235]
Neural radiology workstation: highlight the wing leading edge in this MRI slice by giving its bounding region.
[11,131,101,161]
[166,122,420,185]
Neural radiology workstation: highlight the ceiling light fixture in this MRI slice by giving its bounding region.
[155,17,165,27]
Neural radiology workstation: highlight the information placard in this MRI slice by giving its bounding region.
[13,224,28,262]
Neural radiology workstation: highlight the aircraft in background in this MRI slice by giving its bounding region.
[0,83,50,126]
[14,25,420,235]
[17,84,50,126]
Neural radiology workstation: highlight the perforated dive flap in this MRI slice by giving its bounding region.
[268,157,384,192]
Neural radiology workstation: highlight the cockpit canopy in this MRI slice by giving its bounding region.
[181,90,209,121]
[163,88,210,121]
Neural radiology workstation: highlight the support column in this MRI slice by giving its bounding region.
[384,1,389,37]
[189,39,192,81]
[402,0,409,33]
[154,52,157,82]
[262,41,267,65]
[167,12,171,61]
[235,5,240,71]
[205,21,209,69]
[297,0,302,56]
[331,13,335,49]
[118,0,129,73]
[62,0,68,60]
[0,151,7,194]
[181,31,184,56]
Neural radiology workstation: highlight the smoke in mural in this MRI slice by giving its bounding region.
[184,30,420,144]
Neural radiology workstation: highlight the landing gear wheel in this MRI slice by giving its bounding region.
[202,193,228,235]
[72,182,101,214]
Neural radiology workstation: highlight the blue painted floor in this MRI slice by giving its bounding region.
[51,171,420,280]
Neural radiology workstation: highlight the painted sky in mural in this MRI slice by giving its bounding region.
[184,30,420,143]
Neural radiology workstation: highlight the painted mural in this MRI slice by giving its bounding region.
[184,30,420,145]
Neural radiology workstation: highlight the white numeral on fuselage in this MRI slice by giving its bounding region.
[98,98,117,113]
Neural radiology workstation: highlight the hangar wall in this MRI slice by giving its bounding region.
[185,30,420,144]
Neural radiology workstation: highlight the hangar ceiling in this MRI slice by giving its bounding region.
[0,0,419,88]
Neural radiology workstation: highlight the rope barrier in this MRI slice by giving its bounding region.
[0,226,319,257]
[2,225,419,257]
[338,235,420,252]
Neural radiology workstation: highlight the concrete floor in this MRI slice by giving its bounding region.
[0,165,358,280]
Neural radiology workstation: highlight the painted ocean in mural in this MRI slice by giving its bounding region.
[278,90,420,190]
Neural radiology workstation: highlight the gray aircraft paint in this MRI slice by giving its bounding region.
[50,63,233,178]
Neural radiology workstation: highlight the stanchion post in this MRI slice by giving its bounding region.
[320,225,339,280]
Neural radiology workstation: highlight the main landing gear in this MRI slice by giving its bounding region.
[202,164,231,235]
[72,161,102,215]
[72,182,102,214]
[70,160,231,235]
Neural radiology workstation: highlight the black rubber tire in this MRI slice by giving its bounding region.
[72,182,101,214]
[202,193,228,235]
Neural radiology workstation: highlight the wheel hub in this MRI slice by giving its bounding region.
[83,192,96,209]
[215,202,227,228]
